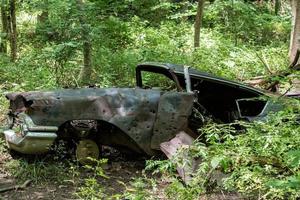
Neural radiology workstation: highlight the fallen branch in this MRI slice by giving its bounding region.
[0,180,31,193]
[266,80,280,92]
[256,52,273,74]
[243,69,296,92]
[244,78,267,86]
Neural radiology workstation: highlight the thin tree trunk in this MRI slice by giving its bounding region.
[9,0,16,62]
[0,0,8,54]
[289,0,300,68]
[37,0,48,24]
[36,0,48,37]
[77,0,92,85]
[194,0,205,48]
[274,0,281,15]
[82,39,92,81]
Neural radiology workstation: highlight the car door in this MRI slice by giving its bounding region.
[150,91,195,149]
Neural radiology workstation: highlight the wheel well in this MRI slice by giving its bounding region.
[56,119,144,154]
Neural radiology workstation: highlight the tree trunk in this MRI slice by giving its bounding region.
[194,0,205,48]
[274,0,281,15]
[0,0,8,54]
[9,0,16,62]
[36,0,49,37]
[76,0,92,85]
[81,39,92,81]
[289,0,300,68]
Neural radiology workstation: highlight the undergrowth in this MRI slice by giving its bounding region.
[75,158,108,200]
[139,98,300,200]
[4,158,74,184]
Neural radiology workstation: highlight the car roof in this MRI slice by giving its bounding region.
[137,62,265,95]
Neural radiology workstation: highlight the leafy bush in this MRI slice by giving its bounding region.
[203,0,291,45]
[148,98,300,199]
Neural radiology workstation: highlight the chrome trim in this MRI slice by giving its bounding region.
[2,113,58,154]
[18,113,58,132]
[4,129,57,154]
[184,65,192,93]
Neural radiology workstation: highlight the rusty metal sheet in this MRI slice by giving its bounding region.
[160,131,200,183]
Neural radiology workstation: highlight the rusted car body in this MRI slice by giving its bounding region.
[1,62,282,158]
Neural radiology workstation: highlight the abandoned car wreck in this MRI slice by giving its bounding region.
[1,62,282,164]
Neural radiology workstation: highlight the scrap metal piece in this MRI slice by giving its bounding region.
[160,131,199,183]
[286,78,300,98]
[2,112,58,154]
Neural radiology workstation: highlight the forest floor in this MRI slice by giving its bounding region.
[0,142,242,200]
[0,149,152,200]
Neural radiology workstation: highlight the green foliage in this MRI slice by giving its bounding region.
[121,176,160,200]
[76,178,106,200]
[4,158,72,184]
[146,159,176,174]
[148,99,300,199]
[203,0,291,45]
[218,106,300,199]
[0,137,6,154]
[76,158,108,200]
[0,0,291,89]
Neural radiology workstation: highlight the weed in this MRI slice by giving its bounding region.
[4,158,72,184]
[149,99,300,199]
[75,158,108,200]
[122,176,160,200]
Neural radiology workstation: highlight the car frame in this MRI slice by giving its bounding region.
[1,62,282,161]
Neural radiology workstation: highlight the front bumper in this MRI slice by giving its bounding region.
[2,113,58,154]
[4,130,57,154]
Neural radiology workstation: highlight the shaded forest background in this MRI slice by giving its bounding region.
[0,0,295,90]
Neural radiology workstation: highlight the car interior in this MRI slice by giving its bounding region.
[138,68,267,127]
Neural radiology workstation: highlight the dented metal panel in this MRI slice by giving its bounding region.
[6,88,194,155]
[7,88,164,155]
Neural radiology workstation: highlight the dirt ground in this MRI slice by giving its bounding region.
[0,147,243,200]
[0,147,150,200]
[0,163,144,200]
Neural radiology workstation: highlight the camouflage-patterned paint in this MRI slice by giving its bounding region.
[6,88,194,155]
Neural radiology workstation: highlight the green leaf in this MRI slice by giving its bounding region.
[211,156,223,169]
